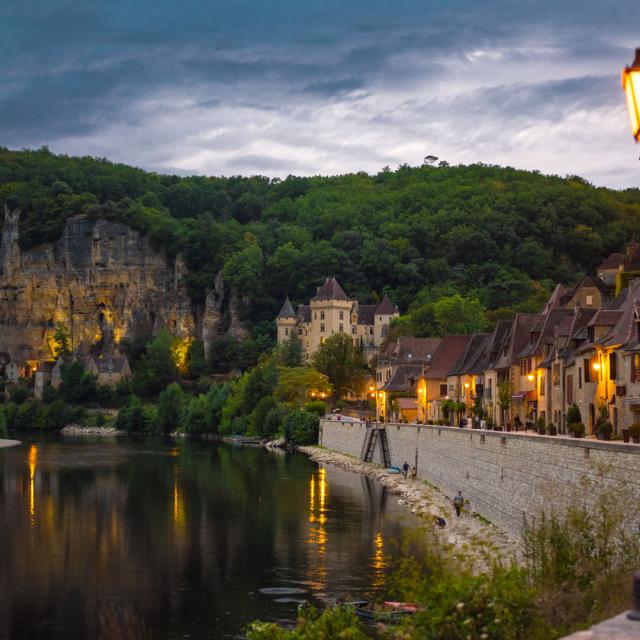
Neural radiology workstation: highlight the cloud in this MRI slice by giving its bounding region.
[0,1,639,187]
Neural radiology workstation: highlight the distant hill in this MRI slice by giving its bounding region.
[1,146,639,335]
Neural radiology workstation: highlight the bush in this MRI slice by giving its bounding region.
[628,422,640,438]
[282,410,319,446]
[249,395,280,438]
[264,404,287,439]
[566,403,581,425]
[568,422,585,437]
[181,394,212,434]
[303,400,327,417]
[535,416,546,434]
[9,385,30,404]
[42,399,74,431]
[14,400,43,430]
[597,420,613,439]
[115,396,155,434]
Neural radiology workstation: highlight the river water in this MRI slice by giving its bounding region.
[0,435,417,639]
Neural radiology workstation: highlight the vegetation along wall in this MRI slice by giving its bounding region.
[319,419,640,535]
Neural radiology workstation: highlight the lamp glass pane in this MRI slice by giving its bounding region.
[624,69,640,140]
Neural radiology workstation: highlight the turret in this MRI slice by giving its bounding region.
[276,298,297,343]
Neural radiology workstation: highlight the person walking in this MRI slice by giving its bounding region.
[411,466,417,480]
[402,461,410,479]
[453,491,464,517]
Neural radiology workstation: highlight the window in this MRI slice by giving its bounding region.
[486,378,492,399]
[339,311,344,320]
[633,354,640,382]
[284,328,289,336]
[586,295,593,306]
[314,312,317,320]
[583,359,591,383]
[439,384,447,397]
[320,311,325,320]
[370,327,373,335]
[578,367,582,389]
[552,363,560,386]
[352,326,356,334]
[539,374,545,396]
[609,352,617,380]
[381,324,388,337]
[320,323,325,332]
[298,328,303,335]
[339,323,344,332]
[567,375,574,404]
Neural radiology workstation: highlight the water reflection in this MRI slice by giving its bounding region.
[0,436,416,639]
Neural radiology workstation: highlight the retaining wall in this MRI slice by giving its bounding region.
[319,419,640,534]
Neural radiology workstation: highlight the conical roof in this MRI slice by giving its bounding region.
[277,297,296,319]
[311,277,350,301]
[375,295,397,315]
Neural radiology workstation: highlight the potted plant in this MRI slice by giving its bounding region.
[535,416,546,435]
[597,420,613,441]
[629,422,640,444]
[569,422,585,438]
[547,422,557,436]
[485,416,494,431]
[622,428,630,443]
[505,421,512,432]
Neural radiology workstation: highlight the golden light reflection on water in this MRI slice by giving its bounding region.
[370,531,386,591]
[28,445,37,522]
[307,467,328,590]
[172,468,186,537]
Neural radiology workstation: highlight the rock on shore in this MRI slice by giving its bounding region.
[298,445,522,570]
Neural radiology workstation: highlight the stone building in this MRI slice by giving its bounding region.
[276,277,399,362]
[86,355,132,387]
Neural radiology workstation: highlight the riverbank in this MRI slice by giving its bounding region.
[0,438,21,448]
[298,445,522,570]
[61,425,126,435]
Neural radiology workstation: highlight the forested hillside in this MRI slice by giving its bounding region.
[2,147,639,337]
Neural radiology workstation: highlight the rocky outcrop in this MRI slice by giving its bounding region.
[0,209,236,360]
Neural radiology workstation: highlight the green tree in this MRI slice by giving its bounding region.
[433,294,488,336]
[185,340,208,379]
[133,329,179,396]
[312,334,364,401]
[282,410,319,445]
[181,394,212,434]
[157,383,185,435]
[115,396,155,433]
[277,334,303,368]
[275,367,332,407]
[52,323,72,358]
[60,361,97,403]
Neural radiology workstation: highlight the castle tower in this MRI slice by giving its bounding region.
[276,298,297,343]
[373,295,400,346]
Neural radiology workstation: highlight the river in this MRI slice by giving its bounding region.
[0,435,418,639]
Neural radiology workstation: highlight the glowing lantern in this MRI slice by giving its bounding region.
[622,48,640,142]
[592,361,601,371]
[527,373,535,382]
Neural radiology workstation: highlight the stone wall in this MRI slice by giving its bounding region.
[319,419,640,534]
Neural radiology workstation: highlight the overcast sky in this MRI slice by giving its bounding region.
[1,1,639,188]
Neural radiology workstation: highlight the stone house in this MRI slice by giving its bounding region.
[445,333,490,418]
[34,361,56,399]
[417,334,472,424]
[375,336,440,420]
[5,360,35,383]
[276,278,399,363]
[86,355,131,387]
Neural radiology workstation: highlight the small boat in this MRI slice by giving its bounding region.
[386,466,401,474]
[349,600,422,623]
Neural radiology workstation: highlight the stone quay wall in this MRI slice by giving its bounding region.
[319,419,640,535]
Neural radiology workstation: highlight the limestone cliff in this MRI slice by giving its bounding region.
[0,207,243,361]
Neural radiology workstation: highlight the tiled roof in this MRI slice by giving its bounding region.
[492,314,543,369]
[277,297,296,319]
[448,334,490,376]
[375,295,397,315]
[380,364,424,392]
[587,310,623,327]
[298,305,311,323]
[380,337,441,365]
[92,356,129,374]
[598,252,624,270]
[311,277,350,301]
[357,304,376,325]
[517,308,574,359]
[423,335,473,379]
[542,284,568,313]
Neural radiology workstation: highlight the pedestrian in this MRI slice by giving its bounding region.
[435,516,447,528]
[453,490,464,517]
[411,466,417,480]
[402,461,410,479]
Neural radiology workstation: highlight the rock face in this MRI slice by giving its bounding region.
[0,208,236,360]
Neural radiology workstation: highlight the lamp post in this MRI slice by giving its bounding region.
[622,48,640,142]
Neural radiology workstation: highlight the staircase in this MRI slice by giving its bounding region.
[378,429,391,467]
[361,427,378,462]
[361,427,391,467]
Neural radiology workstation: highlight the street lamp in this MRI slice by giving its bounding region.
[622,48,640,142]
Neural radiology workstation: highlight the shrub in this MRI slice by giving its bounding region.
[157,383,185,435]
[566,403,581,425]
[282,410,319,446]
[597,420,613,438]
[303,400,327,417]
[181,394,212,434]
[42,399,74,431]
[115,396,155,434]
[249,395,280,438]
[547,422,557,435]
[628,422,640,438]
[568,422,585,437]
[14,400,43,430]
[9,385,30,404]
[263,404,287,439]
[535,416,546,434]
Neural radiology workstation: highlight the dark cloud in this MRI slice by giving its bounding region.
[0,0,638,186]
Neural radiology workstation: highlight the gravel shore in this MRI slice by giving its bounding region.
[298,445,522,570]
[61,425,126,435]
